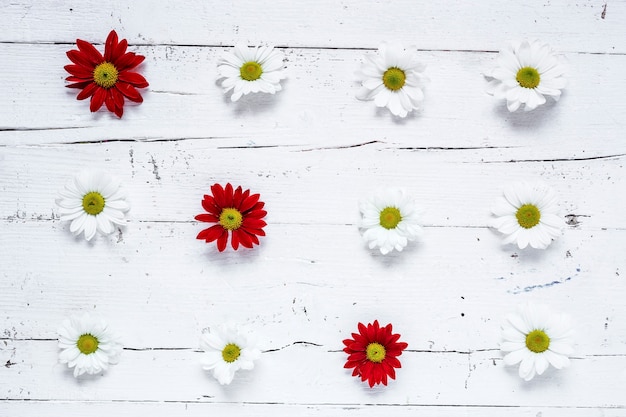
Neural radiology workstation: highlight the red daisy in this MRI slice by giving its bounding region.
[343,320,408,387]
[65,30,149,118]
[195,183,267,252]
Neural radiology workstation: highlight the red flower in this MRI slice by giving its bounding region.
[343,320,408,387]
[65,30,149,118]
[195,183,267,252]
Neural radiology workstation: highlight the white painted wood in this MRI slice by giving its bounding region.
[1,0,625,415]
[1,0,623,53]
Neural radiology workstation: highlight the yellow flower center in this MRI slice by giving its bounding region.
[219,208,243,230]
[382,67,406,91]
[525,329,550,353]
[93,62,119,88]
[515,204,541,229]
[76,334,99,354]
[516,66,541,89]
[222,343,241,363]
[366,342,386,363]
[82,191,105,216]
[379,207,402,230]
[240,61,263,81]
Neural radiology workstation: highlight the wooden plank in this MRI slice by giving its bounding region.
[1,1,623,53]
[1,221,624,351]
[1,401,623,417]
[1,340,625,406]
[1,141,625,228]
[1,44,625,154]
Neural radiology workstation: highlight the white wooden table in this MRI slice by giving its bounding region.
[2,1,625,416]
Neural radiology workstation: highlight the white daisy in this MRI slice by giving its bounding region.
[491,181,562,250]
[485,39,567,112]
[200,323,261,385]
[55,170,130,241]
[217,43,287,102]
[501,303,574,381]
[355,42,428,117]
[57,312,123,377]
[359,187,423,255]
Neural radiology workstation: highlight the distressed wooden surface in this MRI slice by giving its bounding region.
[1,0,625,416]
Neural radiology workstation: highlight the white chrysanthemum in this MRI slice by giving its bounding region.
[359,187,423,255]
[200,323,261,385]
[491,181,562,250]
[55,170,130,241]
[355,42,428,117]
[57,312,122,378]
[501,303,574,381]
[485,39,567,112]
[217,43,287,102]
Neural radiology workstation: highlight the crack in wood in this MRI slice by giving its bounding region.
[482,153,626,163]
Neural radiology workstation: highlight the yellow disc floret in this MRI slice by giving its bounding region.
[219,208,243,230]
[382,67,406,91]
[77,334,99,354]
[366,342,387,363]
[379,207,402,230]
[93,62,119,88]
[516,66,541,89]
[525,329,550,353]
[221,343,241,363]
[82,191,106,216]
[515,204,541,229]
[240,61,263,81]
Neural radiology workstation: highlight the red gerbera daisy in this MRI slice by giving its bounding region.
[195,183,267,252]
[343,320,408,387]
[64,30,149,118]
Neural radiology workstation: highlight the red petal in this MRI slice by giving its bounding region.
[245,231,259,245]
[195,213,219,223]
[231,230,240,250]
[66,50,95,69]
[105,89,116,113]
[197,225,224,242]
[104,30,118,61]
[111,87,125,112]
[211,184,226,207]
[118,71,148,88]
[66,80,93,90]
[236,230,253,248]
[89,87,106,112]
[240,193,261,213]
[245,209,267,220]
[76,82,98,100]
[115,82,143,102]
[242,218,267,229]
[76,39,104,65]
[116,52,145,71]
[224,184,235,207]
[232,186,244,208]
[217,232,229,252]
[64,64,94,79]
[111,38,128,62]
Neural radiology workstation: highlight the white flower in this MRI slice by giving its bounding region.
[217,43,287,102]
[501,303,574,381]
[355,42,428,117]
[485,39,567,112]
[200,323,261,385]
[55,170,130,241]
[359,187,423,255]
[57,312,122,377]
[491,181,562,250]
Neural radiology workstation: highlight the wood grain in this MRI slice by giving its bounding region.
[1,0,625,415]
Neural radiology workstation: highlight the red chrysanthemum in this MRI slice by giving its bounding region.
[64,30,149,118]
[195,183,267,252]
[343,320,408,387]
